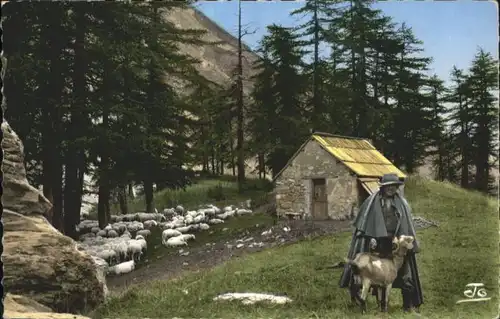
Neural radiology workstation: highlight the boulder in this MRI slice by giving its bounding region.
[4,293,91,319]
[2,121,106,313]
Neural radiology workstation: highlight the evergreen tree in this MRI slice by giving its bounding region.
[444,66,474,188]
[466,48,498,192]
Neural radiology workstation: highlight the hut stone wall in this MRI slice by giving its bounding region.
[274,140,360,220]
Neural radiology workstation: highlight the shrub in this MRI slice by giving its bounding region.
[206,183,226,201]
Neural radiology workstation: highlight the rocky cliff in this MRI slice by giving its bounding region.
[164,6,260,94]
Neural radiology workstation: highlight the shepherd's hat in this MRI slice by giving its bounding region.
[379,173,404,187]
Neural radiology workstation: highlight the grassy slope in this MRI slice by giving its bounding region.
[94,176,499,319]
[112,178,271,214]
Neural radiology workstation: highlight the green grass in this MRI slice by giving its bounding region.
[105,177,272,215]
[132,212,276,269]
[93,176,499,319]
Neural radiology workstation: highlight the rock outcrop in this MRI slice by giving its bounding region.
[2,121,106,314]
[4,294,91,319]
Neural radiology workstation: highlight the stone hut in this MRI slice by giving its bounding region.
[273,132,407,220]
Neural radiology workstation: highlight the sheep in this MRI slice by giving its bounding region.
[109,260,135,275]
[345,235,415,314]
[185,215,195,225]
[216,213,229,220]
[112,240,129,261]
[127,239,144,262]
[164,236,188,247]
[178,234,195,242]
[143,220,158,229]
[96,249,118,265]
[162,229,182,239]
[208,218,224,225]
[236,208,252,215]
[107,229,118,238]
[176,225,192,233]
[199,223,210,231]
[120,230,132,239]
[127,221,144,232]
[161,222,175,229]
[91,227,100,234]
[135,236,148,251]
[175,205,185,215]
[97,230,107,237]
[136,229,151,238]
[186,210,198,218]
[194,214,206,224]
[163,208,176,216]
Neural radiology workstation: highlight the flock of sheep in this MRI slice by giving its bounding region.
[76,204,253,277]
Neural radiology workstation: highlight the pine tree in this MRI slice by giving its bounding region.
[258,24,309,177]
[444,66,474,188]
[466,48,498,192]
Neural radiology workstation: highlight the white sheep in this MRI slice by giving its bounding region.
[236,208,252,215]
[185,215,194,225]
[164,236,188,247]
[223,206,233,212]
[179,234,195,242]
[91,226,100,234]
[162,229,182,240]
[199,223,210,231]
[136,229,151,238]
[96,249,118,265]
[108,229,118,238]
[143,220,158,229]
[175,205,185,215]
[110,260,135,275]
[225,210,236,218]
[135,236,148,251]
[176,225,192,233]
[161,222,175,229]
[208,218,224,225]
[194,214,206,223]
[120,230,132,239]
[186,210,198,217]
[127,239,144,262]
[203,207,216,216]
[127,221,144,232]
[97,230,107,237]
[163,208,176,216]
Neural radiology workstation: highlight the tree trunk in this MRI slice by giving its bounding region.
[236,0,246,193]
[144,179,154,214]
[97,67,111,229]
[118,185,128,215]
[211,147,216,175]
[64,5,86,239]
[311,0,320,130]
[52,162,64,232]
[128,183,135,198]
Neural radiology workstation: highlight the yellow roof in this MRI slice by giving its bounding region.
[312,134,406,179]
[358,177,381,195]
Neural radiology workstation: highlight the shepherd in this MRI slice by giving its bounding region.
[339,173,423,312]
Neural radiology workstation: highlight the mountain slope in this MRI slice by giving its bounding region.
[164,6,259,94]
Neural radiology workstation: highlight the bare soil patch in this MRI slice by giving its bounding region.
[106,219,352,293]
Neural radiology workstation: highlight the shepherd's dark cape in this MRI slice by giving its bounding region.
[339,190,423,307]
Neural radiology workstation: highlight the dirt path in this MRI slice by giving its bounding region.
[106,219,352,293]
